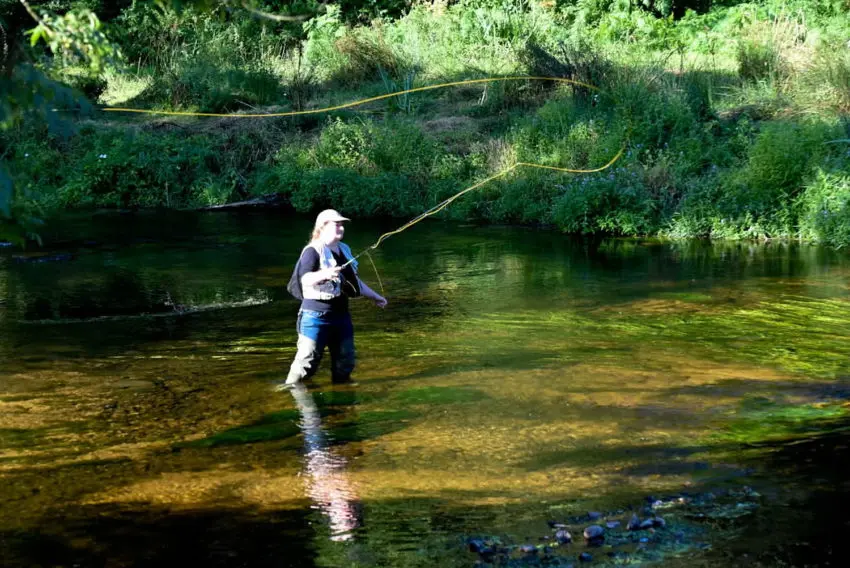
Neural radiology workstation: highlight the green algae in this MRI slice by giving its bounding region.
[0,428,45,448]
[718,399,850,446]
[3,216,850,567]
[179,409,302,448]
[390,386,489,405]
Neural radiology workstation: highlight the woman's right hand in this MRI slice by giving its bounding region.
[319,267,341,282]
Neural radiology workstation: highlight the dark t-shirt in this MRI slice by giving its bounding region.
[296,247,359,313]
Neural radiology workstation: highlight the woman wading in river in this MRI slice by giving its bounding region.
[282,209,387,387]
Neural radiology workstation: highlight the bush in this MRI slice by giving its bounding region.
[333,28,409,85]
[47,129,253,209]
[797,171,850,247]
[737,121,832,212]
[287,168,427,218]
[141,66,281,112]
[812,44,850,112]
[518,39,614,103]
[551,167,655,234]
[313,116,437,178]
[313,117,377,172]
[737,38,786,82]
[610,66,705,154]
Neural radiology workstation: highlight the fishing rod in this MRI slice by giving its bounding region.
[337,147,626,271]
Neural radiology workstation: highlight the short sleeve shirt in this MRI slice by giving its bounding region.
[296,247,358,313]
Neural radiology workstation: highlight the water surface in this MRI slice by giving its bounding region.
[1,211,849,566]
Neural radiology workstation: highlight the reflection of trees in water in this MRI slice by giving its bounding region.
[289,384,360,542]
[8,265,270,321]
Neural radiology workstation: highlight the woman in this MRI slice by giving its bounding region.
[283,209,387,387]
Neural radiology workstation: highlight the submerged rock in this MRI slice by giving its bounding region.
[519,544,538,555]
[13,252,73,263]
[583,525,604,547]
[583,525,604,540]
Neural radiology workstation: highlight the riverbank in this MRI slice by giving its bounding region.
[2,1,849,247]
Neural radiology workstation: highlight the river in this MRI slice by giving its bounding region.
[1,210,848,566]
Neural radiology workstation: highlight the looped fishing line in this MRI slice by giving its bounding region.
[101,76,627,293]
[102,76,601,118]
[340,147,625,273]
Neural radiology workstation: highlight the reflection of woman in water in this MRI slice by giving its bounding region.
[288,383,360,542]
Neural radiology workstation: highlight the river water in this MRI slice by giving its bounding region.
[1,211,848,567]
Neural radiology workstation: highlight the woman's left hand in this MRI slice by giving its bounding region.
[373,296,388,309]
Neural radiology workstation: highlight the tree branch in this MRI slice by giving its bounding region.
[239,1,321,22]
[18,0,51,33]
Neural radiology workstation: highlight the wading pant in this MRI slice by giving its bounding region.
[286,309,356,384]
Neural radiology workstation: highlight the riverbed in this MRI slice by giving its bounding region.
[1,211,848,566]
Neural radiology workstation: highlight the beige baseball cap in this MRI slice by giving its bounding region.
[314,209,350,228]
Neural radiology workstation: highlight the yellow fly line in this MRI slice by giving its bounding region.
[339,144,626,296]
[102,76,626,291]
[102,76,601,118]
[348,147,626,266]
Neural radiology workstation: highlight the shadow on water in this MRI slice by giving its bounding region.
[701,415,850,567]
[0,504,318,568]
[1,413,848,567]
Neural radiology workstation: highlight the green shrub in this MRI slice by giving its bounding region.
[141,66,281,112]
[738,121,832,212]
[737,38,786,82]
[797,171,850,247]
[288,168,427,218]
[312,116,438,178]
[333,28,409,85]
[314,117,376,171]
[52,130,235,209]
[664,178,724,239]
[372,119,438,178]
[610,67,704,152]
[813,44,850,112]
[551,168,655,235]
[511,97,621,170]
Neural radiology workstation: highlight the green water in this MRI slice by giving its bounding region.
[1,211,849,567]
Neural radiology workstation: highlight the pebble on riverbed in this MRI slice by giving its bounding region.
[583,525,604,547]
[465,488,763,566]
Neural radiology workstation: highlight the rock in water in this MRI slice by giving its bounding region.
[583,525,604,540]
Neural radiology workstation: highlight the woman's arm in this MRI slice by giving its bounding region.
[302,266,340,286]
[357,277,387,308]
[296,248,341,286]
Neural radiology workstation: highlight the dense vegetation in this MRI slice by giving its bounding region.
[1,0,849,245]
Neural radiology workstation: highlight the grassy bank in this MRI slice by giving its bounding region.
[4,0,850,245]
